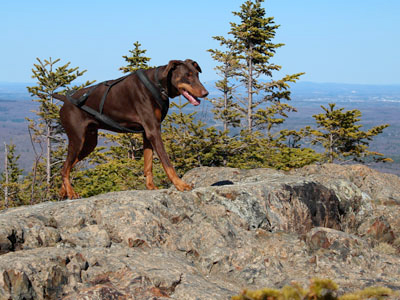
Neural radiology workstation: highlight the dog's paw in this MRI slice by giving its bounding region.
[69,192,80,199]
[146,182,159,190]
[175,180,193,192]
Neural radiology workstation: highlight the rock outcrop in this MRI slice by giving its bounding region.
[0,164,399,299]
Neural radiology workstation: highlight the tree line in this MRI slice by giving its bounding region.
[1,0,390,209]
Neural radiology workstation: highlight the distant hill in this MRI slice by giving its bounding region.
[0,82,32,101]
[204,80,400,102]
[290,81,400,103]
[2,81,400,103]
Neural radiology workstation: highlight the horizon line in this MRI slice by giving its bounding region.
[1,80,400,87]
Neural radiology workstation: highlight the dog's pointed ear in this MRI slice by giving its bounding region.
[185,59,202,73]
[163,60,183,77]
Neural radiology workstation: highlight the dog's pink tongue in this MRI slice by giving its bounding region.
[182,90,201,106]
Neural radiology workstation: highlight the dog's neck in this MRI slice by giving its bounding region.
[154,67,169,99]
[156,65,180,99]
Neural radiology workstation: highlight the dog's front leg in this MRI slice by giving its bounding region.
[143,134,158,190]
[145,129,192,191]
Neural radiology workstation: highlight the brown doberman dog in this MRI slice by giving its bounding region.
[53,59,208,199]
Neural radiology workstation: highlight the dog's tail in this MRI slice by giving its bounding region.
[52,93,67,102]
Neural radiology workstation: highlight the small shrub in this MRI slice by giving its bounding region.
[232,278,396,300]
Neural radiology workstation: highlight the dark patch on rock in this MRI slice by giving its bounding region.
[211,180,234,186]
[283,182,342,231]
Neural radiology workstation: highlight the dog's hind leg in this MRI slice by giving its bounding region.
[60,142,82,199]
[60,125,98,199]
[78,126,98,161]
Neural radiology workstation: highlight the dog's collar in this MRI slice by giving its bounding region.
[154,67,169,99]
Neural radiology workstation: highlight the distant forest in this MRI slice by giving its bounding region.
[1,82,399,176]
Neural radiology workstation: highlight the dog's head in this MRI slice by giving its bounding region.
[163,59,209,106]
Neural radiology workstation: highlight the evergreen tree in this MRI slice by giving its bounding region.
[207,46,241,132]
[71,148,162,197]
[1,142,23,209]
[213,0,304,132]
[226,130,320,170]
[208,0,317,170]
[308,103,391,163]
[26,57,93,201]
[119,41,152,74]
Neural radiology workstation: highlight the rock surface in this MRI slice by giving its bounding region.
[0,164,399,299]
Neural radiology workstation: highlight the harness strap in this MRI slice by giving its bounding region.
[154,67,169,99]
[67,84,99,107]
[65,67,170,133]
[79,105,143,133]
[99,73,131,114]
[136,69,169,121]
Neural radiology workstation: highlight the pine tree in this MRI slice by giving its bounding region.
[308,103,391,163]
[224,129,320,170]
[119,41,152,74]
[266,129,321,170]
[214,0,304,133]
[26,57,93,201]
[208,0,316,170]
[71,149,159,197]
[208,45,241,132]
[1,142,23,209]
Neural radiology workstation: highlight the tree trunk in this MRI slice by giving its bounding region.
[46,95,54,198]
[223,72,228,133]
[329,133,334,163]
[247,52,253,133]
[223,79,228,166]
[4,143,8,208]
[46,124,52,193]
[30,159,38,205]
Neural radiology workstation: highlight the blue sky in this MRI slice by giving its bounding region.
[1,0,399,85]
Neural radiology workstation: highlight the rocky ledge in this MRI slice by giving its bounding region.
[0,164,399,299]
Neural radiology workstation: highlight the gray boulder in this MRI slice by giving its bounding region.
[0,164,398,299]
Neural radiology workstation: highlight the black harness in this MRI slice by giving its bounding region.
[66,68,170,133]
